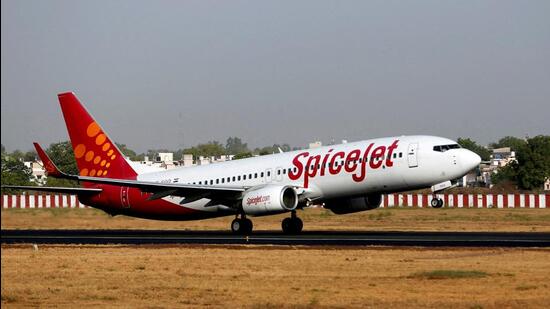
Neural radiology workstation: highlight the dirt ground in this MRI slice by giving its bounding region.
[2,207,550,232]
[2,245,549,308]
[2,208,549,308]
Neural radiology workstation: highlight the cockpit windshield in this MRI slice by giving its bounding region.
[433,144,461,152]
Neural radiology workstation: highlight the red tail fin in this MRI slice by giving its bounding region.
[58,92,138,180]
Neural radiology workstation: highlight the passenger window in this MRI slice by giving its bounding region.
[277,170,281,175]
[283,169,286,174]
[216,179,219,184]
[221,178,224,183]
[261,172,264,177]
[238,176,241,181]
[232,176,236,181]
[399,153,403,158]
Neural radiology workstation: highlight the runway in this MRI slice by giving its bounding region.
[2,230,549,247]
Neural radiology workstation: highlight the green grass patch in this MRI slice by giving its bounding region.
[409,270,488,280]
[1,294,18,303]
[504,213,534,221]
[516,285,538,291]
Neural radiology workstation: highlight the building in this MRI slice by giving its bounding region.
[308,141,322,149]
[24,161,47,185]
[491,147,516,167]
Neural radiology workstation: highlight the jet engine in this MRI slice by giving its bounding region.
[323,194,382,214]
[242,185,298,216]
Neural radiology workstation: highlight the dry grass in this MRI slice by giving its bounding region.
[2,245,549,308]
[2,207,550,232]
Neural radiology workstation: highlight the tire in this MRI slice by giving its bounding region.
[243,218,253,234]
[292,217,303,233]
[282,218,293,234]
[437,198,444,208]
[231,219,241,234]
[430,198,440,208]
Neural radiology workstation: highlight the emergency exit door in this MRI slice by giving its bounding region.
[407,143,419,168]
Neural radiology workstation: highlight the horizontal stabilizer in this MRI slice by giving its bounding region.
[33,142,76,179]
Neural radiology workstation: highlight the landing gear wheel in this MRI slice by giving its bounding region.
[242,218,253,234]
[282,217,303,234]
[231,218,253,234]
[293,217,303,233]
[431,198,444,208]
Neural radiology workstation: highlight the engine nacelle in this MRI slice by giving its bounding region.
[323,194,382,214]
[242,185,298,216]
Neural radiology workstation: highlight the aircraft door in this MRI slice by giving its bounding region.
[121,186,131,208]
[276,167,283,181]
[407,143,419,168]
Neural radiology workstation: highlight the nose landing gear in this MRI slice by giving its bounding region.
[431,197,444,208]
[282,210,303,234]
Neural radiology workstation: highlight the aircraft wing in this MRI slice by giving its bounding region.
[30,142,246,202]
[79,175,245,201]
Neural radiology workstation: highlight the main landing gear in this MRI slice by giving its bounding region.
[281,210,303,234]
[230,211,304,235]
[431,197,444,208]
[231,215,253,235]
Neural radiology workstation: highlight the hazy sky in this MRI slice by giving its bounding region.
[2,0,549,153]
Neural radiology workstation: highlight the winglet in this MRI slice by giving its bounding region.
[33,142,65,178]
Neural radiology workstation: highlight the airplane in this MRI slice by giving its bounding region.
[3,92,481,234]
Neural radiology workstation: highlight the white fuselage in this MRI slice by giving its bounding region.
[136,135,481,214]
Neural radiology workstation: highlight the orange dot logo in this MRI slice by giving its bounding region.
[103,171,108,176]
[97,170,103,176]
[102,143,111,152]
[80,168,89,176]
[74,144,86,159]
[100,160,106,167]
[106,163,111,168]
[111,155,116,160]
[87,122,101,137]
[85,151,94,162]
[107,149,114,156]
[95,134,106,145]
[94,156,101,164]
[90,169,96,176]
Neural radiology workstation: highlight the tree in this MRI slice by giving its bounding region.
[457,138,491,161]
[514,135,550,190]
[115,143,143,161]
[489,136,527,152]
[233,152,253,160]
[45,141,79,187]
[225,137,249,155]
[183,141,225,158]
[23,150,37,162]
[1,155,34,191]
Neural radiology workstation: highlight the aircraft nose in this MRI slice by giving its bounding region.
[461,150,481,171]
